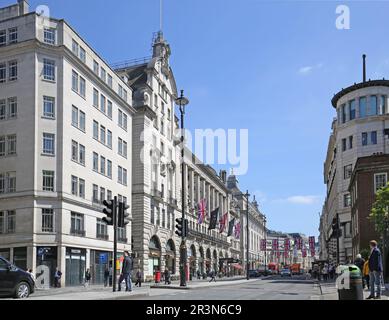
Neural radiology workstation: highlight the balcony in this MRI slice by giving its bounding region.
[97,233,109,241]
[188,229,230,248]
[70,229,86,237]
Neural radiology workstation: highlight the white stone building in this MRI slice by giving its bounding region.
[320,65,389,263]
[0,1,134,286]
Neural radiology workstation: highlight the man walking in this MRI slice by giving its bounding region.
[209,270,216,282]
[104,267,109,287]
[135,269,142,287]
[118,251,133,292]
[367,240,383,299]
[164,268,171,285]
[54,268,62,288]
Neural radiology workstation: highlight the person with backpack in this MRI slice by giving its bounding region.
[54,267,62,288]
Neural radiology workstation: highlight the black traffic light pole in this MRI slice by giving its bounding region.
[336,213,340,265]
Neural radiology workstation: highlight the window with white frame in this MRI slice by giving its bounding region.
[107,130,112,148]
[0,136,5,157]
[344,164,352,180]
[43,59,55,81]
[0,62,5,83]
[118,138,127,158]
[92,184,99,202]
[41,209,54,232]
[343,193,351,207]
[96,218,107,238]
[118,110,127,130]
[100,126,106,145]
[93,152,98,171]
[70,212,84,234]
[79,178,85,198]
[0,30,6,46]
[71,175,78,195]
[43,133,55,155]
[100,156,106,175]
[93,60,99,74]
[79,77,86,98]
[100,94,106,113]
[100,187,105,203]
[107,100,112,118]
[43,96,55,118]
[71,140,78,161]
[42,170,54,191]
[8,60,17,81]
[107,160,112,178]
[100,67,106,82]
[44,28,56,45]
[107,74,113,88]
[8,27,17,44]
[93,88,99,108]
[72,106,85,131]
[7,134,16,155]
[72,39,79,56]
[0,172,16,193]
[374,173,387,193]
[93,120,99,139]
[79,144,85,165]
[79,47,86,63]
[0,210,16,234]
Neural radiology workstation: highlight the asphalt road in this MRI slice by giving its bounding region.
[128,276,318,300]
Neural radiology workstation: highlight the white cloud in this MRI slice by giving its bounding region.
[286,195,320,205]
[298,63,323,75]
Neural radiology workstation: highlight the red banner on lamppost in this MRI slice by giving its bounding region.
[284,239,290,251]
[272,239,279,251]
[260,239,266,251]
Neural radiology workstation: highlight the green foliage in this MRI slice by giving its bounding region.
[369,182,389,234]
[360,248,370,260]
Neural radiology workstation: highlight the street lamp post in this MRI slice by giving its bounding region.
[175,90,189,287]
[245,190,250,280]
[264,215,267,270]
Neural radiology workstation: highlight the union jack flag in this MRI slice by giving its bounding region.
[234,222,241,239]
[197,198,207,224]
[219,213,228,233]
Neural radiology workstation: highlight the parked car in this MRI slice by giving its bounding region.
[257,267,272,276]
[280,268,292,277]
[248,269,259,278]
[0,256,35,298]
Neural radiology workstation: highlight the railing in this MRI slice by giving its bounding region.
[111,56,152,70]
[188,229,230,247]
[70,229,86,237]
[97,233,109,241]
[118,237,128,244]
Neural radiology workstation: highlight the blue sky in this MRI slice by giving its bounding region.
[15,0,389,237]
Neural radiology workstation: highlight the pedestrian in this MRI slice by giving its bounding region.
[164,268,171,285]
[135,269,142,287]
[104,267,109,287]
[354,254,365,273]
[84,268,91,287]
[209,270,216,282]
[363,260,370,290]
[197,269,201,280]
[322,265,328,282]
[118,251,133,292]
[54,267,62,288]
[366,240,383,300]
[109,265,113,286]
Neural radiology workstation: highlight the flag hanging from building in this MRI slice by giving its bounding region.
[227,218,235,237]
[309,236,315,250]
[284,239,290,251]
[260,239,267,251]
[284,250,289,258]
[234,222,241,239]
[272,239,279,251]
[208,208,219,230]
[302,247,307,258]
[310,248,315,257]
[296,238,302,250]
[219,212,228,233]
[197,198,207,224]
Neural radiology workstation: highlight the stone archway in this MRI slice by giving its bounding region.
[148,235,161,276]
[206,248,212,274]
[165,239,176,274]
[189,244,197,278]
[199,247,205,276]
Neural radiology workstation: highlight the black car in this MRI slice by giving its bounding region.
[248,269,259,278]
[0,256,35,298]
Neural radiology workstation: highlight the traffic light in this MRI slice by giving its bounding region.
[175,218,184,237]
[102,200,115,225]
[118,202,130,228]
[332,216,342,238]
[183,218,189,237]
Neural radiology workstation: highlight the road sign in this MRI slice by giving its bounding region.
[99,253,108,264]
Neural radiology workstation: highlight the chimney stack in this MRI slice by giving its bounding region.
[363,54,366,83]
[18,0,29,15]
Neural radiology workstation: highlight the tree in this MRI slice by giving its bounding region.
[369,183,389,234]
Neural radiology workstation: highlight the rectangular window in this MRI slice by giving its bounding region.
[123,168,127,185]
[79,77,86,98]
[371,131,377,145]
[93,152,98,171]
[118,166,123,184]
[8,60,17,81]
[359,97,367,118]
[43,59,55,81]
[79,111,85,131]
[42,209,54,232]
[362,132,368,146]
[43,96,55,118]
[150,204,155,224]
[96,218,107,238]
[6,211,15,233]
[79,144,85,165]
[7,172,16,193]
[72,70,78,92]
[162,209,166,228]
[100,67,106,82]
[100,126,106,144]
[79,47,86,63]
[43,133,55,155]
[44,28,56,45]
[107,160,112,178]
[349,100,356,120]
[342,138,347,152]
[341,104,346,124]
[42,170,54,191]
[100,94,106,113]
[0,30,6,46]
[72,40,79,56]
[374,173,387,192]
[92,185,98,203]
[107,100,112,118]
[0,136,5,156]
[118,110,127,130]
[8,27,17,44]
[107,130,112,148]
[343,194,351,207]
[93,60,99,74]
[344,165,352,180]
[108,74,113,88]
[71,175,78,195]
[71,140,78,161]
[7,135,16,155]
[380,96,386,115]
[100,187,105,203]
[8,97,17,119]
[79,178,85,198]
[93,88,99,108]
[0,63,6,83]
[93,120,99,139]
[0,173,4,193]
[0,100,5,120]
[349,136,353,149]
[369,96,378,116]
[72,106,78,127]
[107,190,112,200]
[118,138,123,156]
[100,156,106,175]
[70,212,84,235]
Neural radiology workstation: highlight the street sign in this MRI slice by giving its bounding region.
[99,253,108,264]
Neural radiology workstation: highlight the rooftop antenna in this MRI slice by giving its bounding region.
[159,0,163,33]
[363,54,366,83]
